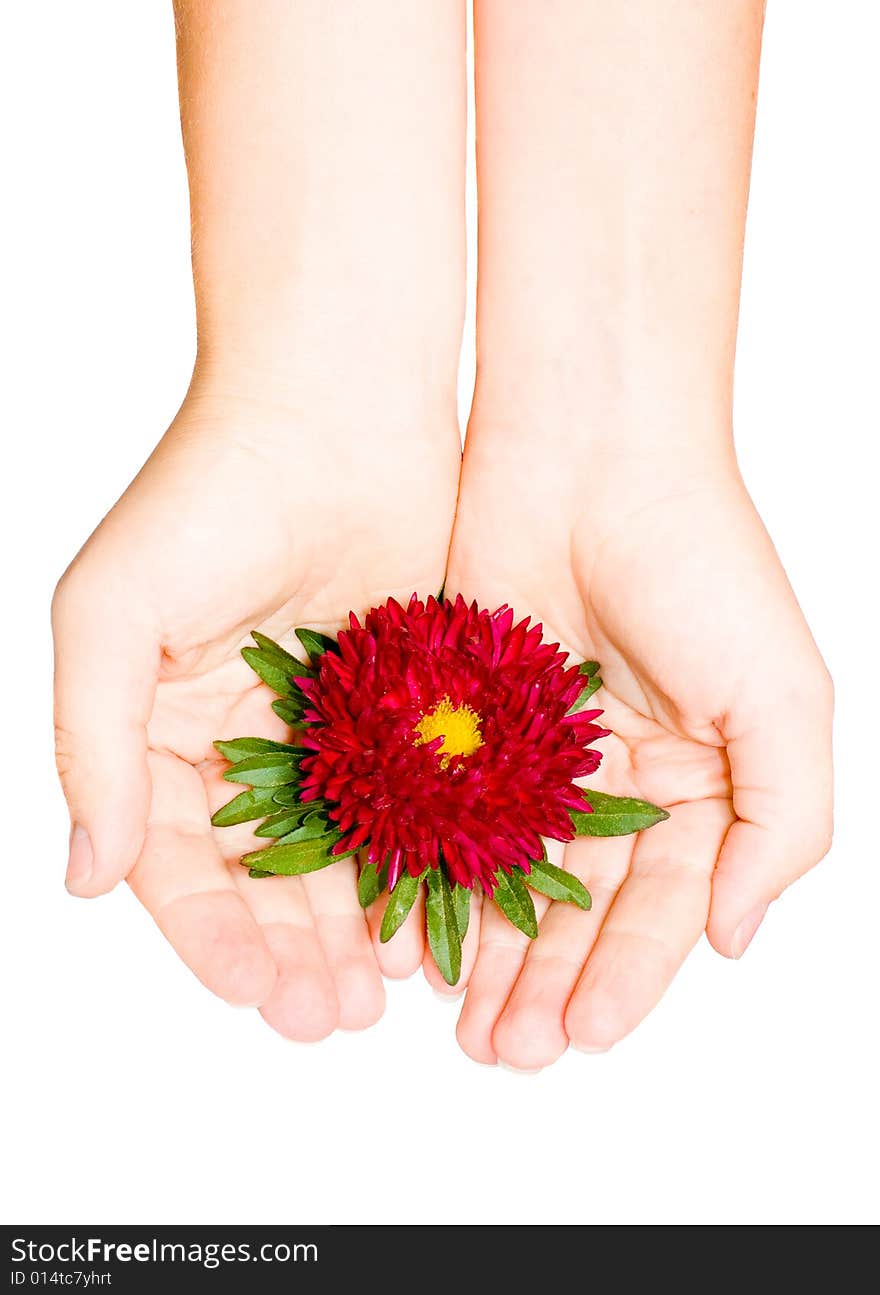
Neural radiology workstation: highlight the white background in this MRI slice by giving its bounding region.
[2,2,878,1227]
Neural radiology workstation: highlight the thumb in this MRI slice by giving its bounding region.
[52,556,158,897]
[707,674,834,958]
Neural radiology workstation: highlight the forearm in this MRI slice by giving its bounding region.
[471,0,764,450]
[174,0,466,410]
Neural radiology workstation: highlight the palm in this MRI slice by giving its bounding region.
[57,403,460,1039]
[439,445,829,1067]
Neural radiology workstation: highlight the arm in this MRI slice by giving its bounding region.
[53,0,466,1033]
[442,0,832,1065]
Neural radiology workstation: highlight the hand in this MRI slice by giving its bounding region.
[53,379,460,1039]
[435,430,833,1067]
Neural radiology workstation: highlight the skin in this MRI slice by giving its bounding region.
[54,0,832,1065]
[421,0,833,1067]
[53,0,465,1038]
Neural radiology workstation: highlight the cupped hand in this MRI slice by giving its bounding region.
[53,380,460,1039]
[434,431,833,1067]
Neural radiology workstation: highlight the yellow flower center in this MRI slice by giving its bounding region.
[413,697,484,767]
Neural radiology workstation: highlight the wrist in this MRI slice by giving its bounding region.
[469,368,736,467]
[473,281,738,464]
[460,376,741,551]
[186,335,460,447]
[167,365,461,502]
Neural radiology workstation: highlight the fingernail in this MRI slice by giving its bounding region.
[432,988,464,1003]
[498,1061,542,1075]
[732,902,768,958]
[65,824,93,892]
[572,1043,612,1055]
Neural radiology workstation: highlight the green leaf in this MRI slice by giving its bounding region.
[213,736,302,762]
[274,812,330,845]
[248,868,273,879]
[379,871,421,943]
[211,786,279,828]
[567,660,603,714]
[271,698,304,726]
[525,853,592,910]
[222,753,301,786]
[250,632,312,675]
[270,786,311,807]
[253,805,313,838]
[241,832,352,876]
[570,790,669,837]
[568,676,602,711]
[295,627,339,661]
[241,647,305,697]
[453,883,471,941]
[357,860,389,909]
[493,867,539,938]
[425,867,462,986]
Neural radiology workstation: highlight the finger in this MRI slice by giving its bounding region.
[301,860,386,1031]
[707,678,834,958]
[207,763,381,1030]
[422,886,483,996]
[455,881,552,1067]
[491,834,633,1070]
[564,799,731,1052]
[233,870,338,1043]
[52,556,157,896]
[367,881,427,980]
[129,752,277,1006]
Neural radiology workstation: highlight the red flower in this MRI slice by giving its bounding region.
[296,596,609,893]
